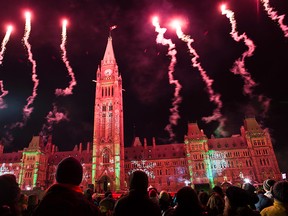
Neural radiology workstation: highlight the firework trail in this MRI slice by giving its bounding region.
[260,0,288,37]
[152,17,182,140]
[22,12,39,122]
[173,21,226,133]
[55,19,76,96]
[0,25,13,109]
[221,5,257,95]
[221,5,270,116]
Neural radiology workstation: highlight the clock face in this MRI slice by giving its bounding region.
[104,69,112,76]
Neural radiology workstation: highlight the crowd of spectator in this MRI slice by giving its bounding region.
[1,156,287,216]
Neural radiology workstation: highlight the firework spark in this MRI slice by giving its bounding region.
[55,19,77,96]
[172,20,225,133]
[0,25,13,109]
[22,11,39,122]
[260,0,288,37]
[152,16,182,140]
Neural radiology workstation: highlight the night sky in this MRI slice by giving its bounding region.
[0,0,287,172]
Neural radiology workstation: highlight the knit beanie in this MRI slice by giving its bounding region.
[263,179,276,192]
[226,186,249,207]
[56,157,83,185]
[272,181,288,203]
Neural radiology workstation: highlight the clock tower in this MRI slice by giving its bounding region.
[92,36,125,192]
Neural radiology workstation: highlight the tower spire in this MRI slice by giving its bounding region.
[102,36,116,65]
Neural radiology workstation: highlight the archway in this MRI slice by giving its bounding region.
[97,175,112,193]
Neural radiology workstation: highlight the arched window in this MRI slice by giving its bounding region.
[102,149,110,164]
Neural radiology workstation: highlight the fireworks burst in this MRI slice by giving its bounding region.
[55,19,77,96]
[152,16,182,141]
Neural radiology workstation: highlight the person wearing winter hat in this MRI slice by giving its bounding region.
[114,170,161,216]
[32,157,100,216]
[263,179,276,199]
[255,179,275,212]
[224,186,260,216]
[260,181,288,216]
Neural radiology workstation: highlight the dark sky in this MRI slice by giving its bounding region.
[0,0,287,172]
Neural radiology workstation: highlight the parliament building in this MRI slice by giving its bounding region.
[0,37,282,193]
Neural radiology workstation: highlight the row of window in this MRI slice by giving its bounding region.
[255,149,269,155]
[101,86,114,97]
[260,158,270,166]
[253,140,266,146]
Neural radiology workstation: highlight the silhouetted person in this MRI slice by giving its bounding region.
[113,170,161,216]
[32,157,100,216]
[168,186,206,216]
[223,186,260,216]
[242,183,259,210]
[260,181,288,216]
[159,190,173,216]
[0,174,21,216]
[198,191,209,212]
[99,191,115,216]
[23,194,39,216]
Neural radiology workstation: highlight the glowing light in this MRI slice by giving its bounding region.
[62,19,68,26]
[260,0,288,37]
[221,4,270,117]
[172,19,226,135]
[184,180,191,186]
[55,18,77,96]
[152,16,182,141]
[244,178,250,183]
[22,9,39,123]
[25,185,32,191]
[171,20,182,29]
[128,160,156,179]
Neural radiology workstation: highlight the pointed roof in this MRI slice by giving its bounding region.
[186,122,206,139]
[103,36,116,65]
[243,117,263,132]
